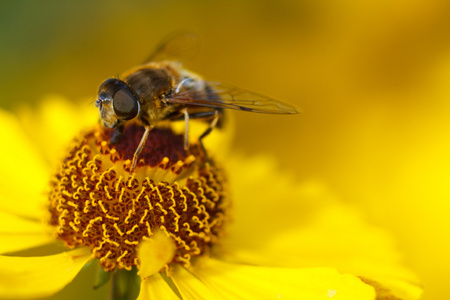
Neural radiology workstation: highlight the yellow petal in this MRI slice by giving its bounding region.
[258,205,423,299]
[224,198,422,299]
[170,258,375,300]
[137,230,176,280]
[359,276,423,300]
[224,155,319,246]
[223,155,421,299]
[17,96,98,167]
[137,273,181,300]
[0,109,49,219]
[0,211,54,254]
[0,247,92,299]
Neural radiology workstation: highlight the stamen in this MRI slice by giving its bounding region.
[48,124,230,272]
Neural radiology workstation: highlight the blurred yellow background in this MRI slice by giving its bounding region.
[1,1,449,299]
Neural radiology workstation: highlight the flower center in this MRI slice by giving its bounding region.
[48,124,230,272]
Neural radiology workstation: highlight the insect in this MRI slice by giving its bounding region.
[95,33,299,171]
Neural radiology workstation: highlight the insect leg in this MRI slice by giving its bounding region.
[198,110,219,161]
[181,108,189,150]
[110,123,125,145]
[167,109,220,160]
[131,125,154,171]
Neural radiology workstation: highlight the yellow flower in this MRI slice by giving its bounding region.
[0,96,422,299]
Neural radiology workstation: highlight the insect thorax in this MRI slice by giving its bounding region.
[121,64,178,125]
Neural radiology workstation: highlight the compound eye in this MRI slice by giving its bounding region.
[98,78,118,96]
[113,88,140,120]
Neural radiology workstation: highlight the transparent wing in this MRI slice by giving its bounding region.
[142,32,199,64]
[169,81,300,115]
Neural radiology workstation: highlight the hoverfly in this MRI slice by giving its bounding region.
[95,33,299,171]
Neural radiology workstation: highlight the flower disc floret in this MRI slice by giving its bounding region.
[48,124,229,272]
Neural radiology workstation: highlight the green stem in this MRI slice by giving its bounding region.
[110,269,140,300]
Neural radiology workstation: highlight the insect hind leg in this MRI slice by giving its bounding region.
[168,109,221,161]
[197,110,220,162]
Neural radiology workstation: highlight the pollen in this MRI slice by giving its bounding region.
[47,124,230,272]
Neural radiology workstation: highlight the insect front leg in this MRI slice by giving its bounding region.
[131,125,154,171]
[110,123,125,145]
